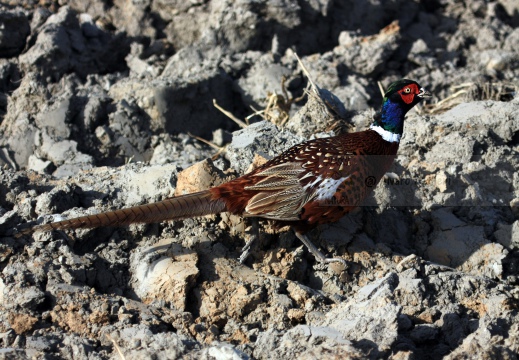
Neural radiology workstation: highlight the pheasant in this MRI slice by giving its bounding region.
[15,79,431,265]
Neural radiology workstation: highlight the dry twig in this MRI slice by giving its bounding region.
[106,334,126,360]
[187,132,227,160]
[213,99,248,128]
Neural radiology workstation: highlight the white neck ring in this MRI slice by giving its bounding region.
[370,124,401,143]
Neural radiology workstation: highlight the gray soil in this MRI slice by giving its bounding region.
[0,0,518,359]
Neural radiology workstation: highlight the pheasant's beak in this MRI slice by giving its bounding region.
[417,88,432,98]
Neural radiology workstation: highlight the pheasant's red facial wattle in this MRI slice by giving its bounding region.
[397,83,420,104]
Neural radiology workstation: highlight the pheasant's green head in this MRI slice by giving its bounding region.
[371,79,431,142]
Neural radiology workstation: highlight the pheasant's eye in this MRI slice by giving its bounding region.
[404,87,411,93]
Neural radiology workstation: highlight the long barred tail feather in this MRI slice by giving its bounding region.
[15,190,226,238]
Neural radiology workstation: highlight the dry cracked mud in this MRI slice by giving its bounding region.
[0,0,518,359]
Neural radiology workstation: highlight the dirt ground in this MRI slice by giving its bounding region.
[0,0,518,359]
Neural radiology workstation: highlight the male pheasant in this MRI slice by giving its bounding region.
[16,79,431,264]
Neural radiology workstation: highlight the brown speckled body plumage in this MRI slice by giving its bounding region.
[211,129,399,232]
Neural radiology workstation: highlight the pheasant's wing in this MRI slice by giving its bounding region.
[243,162,312,220]
[242,148,363,221]
[215,132,396,223]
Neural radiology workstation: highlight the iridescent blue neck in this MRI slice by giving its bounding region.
[373,99,405,135]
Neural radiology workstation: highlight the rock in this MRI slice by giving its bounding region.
[316,273,401,354]
[396,254,421,273]
[130,240,199,311]
[435,100,519,144]
[0,112,39,169]
[427,225,507,277]
[212,129,232,147]
[148,133,212,169]
[494,221,519,250]
[55,333,96,360]
[236,55,293,108]
[204,0,302,54]
[284,85,348,138]
[103,325,188,359]
[27,155,53,174]
[408,39,438,69]
[1,285,45,311]
[226,121,303,174]
[34,184,81,216]
[334,21,401,77]
[197,344,249,360]
[0,348,28,359]
[431,209,466,231]
[435,170,449,192]
[425,132,475,166]
[37,134,94,178]
[253,326,364,360]
[444,314,519,359]
[461,243,508,279]
[328,76,371,113]
[125,44,161,79]
[410,324,439,343]
[19,6,128,79]
[103,162,179,205]
[174,159,228,196]
[109,47,237,138]
[0,329,16,347]
[35,98,72,139]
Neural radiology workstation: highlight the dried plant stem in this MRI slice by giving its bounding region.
[188,132,221,150]
[292,50,319,95]
[213,99,248,128]
[377,81,385,97]
[106,334,126,360]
